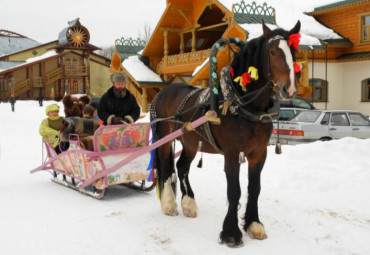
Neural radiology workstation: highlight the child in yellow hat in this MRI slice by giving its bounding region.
[39,104,65,153]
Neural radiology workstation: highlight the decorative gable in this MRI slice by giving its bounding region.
[233,1,276,25]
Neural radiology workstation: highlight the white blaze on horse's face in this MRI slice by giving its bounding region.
[278,40,296,97]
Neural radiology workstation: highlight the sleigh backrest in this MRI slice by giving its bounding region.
[44,140,57,158]
[94,123,151,152]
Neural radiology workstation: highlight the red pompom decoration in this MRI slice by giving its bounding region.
[293,62,301,73]
[241,72,251,86]
[230,67,234,78]
[289,33,301,50]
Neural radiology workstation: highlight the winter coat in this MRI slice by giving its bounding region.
[97,86,140,125]
[60,117,100,142]
[39,117,64,148]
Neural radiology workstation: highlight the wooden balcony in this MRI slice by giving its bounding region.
[156,49,211,75]
[64,65,87,76]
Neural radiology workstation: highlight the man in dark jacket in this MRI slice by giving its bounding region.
[98,72,140,125]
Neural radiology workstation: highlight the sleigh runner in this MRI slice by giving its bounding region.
[30,111,218,199]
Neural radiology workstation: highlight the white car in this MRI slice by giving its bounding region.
[270,110,370,145]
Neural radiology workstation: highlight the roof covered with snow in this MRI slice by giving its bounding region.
[0,30,40,57]
[0,51,60,74]
[122,55,163,83]
[220,0,344,46]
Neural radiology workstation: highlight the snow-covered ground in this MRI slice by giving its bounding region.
[0,100,369,255]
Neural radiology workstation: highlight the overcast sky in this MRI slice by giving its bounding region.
[1,0,166,47]
[2,0,340,48]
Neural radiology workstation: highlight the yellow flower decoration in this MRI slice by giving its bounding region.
[248,66,259,80]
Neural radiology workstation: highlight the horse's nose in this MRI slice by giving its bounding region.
[282,84,296,98]
[287,84,296,96]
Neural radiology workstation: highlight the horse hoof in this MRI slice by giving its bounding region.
[246,222,267,240]
[161,202,178,216]
[161,178,178,216]
[181,195,197,218]
[219,236,244,248]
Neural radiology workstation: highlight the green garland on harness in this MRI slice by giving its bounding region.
[209,37,245,115]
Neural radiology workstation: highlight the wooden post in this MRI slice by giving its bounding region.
[191,29,196,52]
[28,65,33,98]
[163,30,169,83]
[180,33,184,54]
[142,87,148,112]
[302,51,309,87]
[164,30,169,65]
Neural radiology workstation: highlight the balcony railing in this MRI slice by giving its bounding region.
[64,65,87,76]
[156,49,211,73]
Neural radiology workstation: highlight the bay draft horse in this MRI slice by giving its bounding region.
[150,21,301,247]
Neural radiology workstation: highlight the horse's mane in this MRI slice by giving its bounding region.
[230,27,291,89]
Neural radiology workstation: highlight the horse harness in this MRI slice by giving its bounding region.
[167,65,279,154]
[150,36,290,155]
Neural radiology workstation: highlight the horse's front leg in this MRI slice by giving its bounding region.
[243,148,268,240]
[176,147,197,217]
[219,156,243,247]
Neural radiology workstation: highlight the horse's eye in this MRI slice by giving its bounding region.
[270,50,276,56]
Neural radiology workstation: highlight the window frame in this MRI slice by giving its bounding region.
[361,78,370,102]
[359,13,370,44]
[307,78,328,103]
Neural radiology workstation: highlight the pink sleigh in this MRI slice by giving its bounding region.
[31,122,154,199]
[30,111,217,199]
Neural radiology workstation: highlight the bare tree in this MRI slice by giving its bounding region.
[96,45,115,59]
[138,22,152,44]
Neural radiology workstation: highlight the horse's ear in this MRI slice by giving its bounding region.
[262,20,273,39]
[289,20,301,35]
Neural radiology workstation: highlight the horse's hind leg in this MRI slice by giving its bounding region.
[157,142,178,216]
[176,147,197,217]
[243,148,268,240]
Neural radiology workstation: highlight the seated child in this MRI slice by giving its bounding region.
[60,105,100,150]
[39,104,65,154]
[90,102,103,126]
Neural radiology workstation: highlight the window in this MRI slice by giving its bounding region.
[291,111,321,123]
[361,78,370,102]
[330,113,349,126]
[360,14,370,43]
[279,109,300,120]
[321,113,330,125]
[185,38,206,49]
[348,112,369,126]
[307,79,328,102]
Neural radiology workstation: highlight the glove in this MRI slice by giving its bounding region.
[112,117,124,125]
[124,115,134,124]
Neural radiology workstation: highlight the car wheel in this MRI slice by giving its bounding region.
[319,137,332,142]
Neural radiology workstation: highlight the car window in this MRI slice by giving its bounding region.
[330,113,350,126]
[279,110,296,120]
[291,111,321,123]
[279,97,315,110]
[291,98,313,109]
[348,113,370,126]
[321,113,330,125]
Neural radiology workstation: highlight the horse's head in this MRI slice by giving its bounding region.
[262,21,301,99]
[230,21,301,101]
